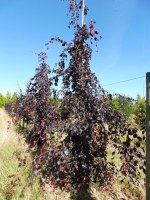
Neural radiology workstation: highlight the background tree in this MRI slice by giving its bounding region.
[11,92,19,103]
[133,94,146,125]
[111,95,135,116]
[5,92,12,104]
[0,93,5,108]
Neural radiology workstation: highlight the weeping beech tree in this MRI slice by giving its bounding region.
[34,0,114,190]
[7,0,145,197]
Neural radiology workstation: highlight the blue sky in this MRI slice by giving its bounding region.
[0,0,149,99]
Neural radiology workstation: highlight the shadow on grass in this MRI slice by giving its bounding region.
[71,189,97,200]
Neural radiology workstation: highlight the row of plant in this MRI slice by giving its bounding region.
[5,0,145,199]
[3,91,146,128]
[0,92,18,108]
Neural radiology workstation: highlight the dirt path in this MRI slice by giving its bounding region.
[0,108,12,143]
[0,108,28,152]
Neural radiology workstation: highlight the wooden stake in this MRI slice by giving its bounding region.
[82,0,85,27]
